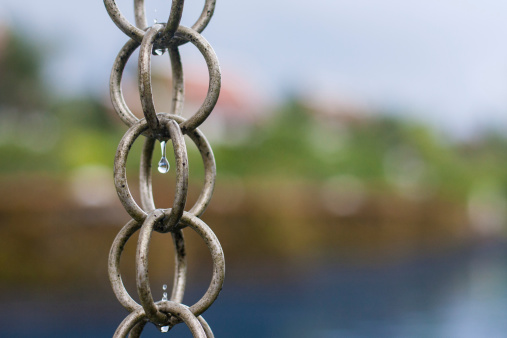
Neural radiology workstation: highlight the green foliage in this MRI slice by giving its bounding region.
[1,30,507,204]
[0,30,47,110]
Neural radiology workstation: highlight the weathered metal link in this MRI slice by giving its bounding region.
[104,0,216,46]
[110,39,185,130]
[106,0,224,334]
[171,26,221,133]
[138,25,189,138]
[108,219,187,312]
[140,114,216,220]
[113,301,207,338]
[137,209,225,324]
[160,119,188,231]
[139,24,165,136]
[114,117,189,224]
[110,38,140,129]
[127,25,221,134]
[136,210,172,325]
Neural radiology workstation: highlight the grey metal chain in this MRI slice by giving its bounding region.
[103,1,224,336]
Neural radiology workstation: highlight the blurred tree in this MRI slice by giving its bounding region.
[0,28,48,111]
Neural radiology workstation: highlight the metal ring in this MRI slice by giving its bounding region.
[139,24,165,135]
[111,26,221,134]
[110,39,184,130]
[114,118,189,224]
[110,38,140,129]
[105,0,216,44]
[136,210,172,324]
[140,114,216,220]
[137,210,225,324]
[163,119,188,230]
[113,301,207,338]
[170,26,221,133]
[108,219,187,312]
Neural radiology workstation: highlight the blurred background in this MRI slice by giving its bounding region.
[1,0,507,337]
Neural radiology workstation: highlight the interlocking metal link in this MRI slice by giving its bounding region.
[110,25,221,135]
[103,1,224,336]
[140,114,216,219]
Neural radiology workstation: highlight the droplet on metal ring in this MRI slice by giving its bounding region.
[158,141,170,173]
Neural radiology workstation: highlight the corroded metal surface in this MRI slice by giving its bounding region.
[103,0,224,335]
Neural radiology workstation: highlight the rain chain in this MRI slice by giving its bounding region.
[103,0,224,336]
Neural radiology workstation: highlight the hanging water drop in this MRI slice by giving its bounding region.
[153,47,166,56]
[160,284,170,333]
[158,141,170,173]
[162,284,168,301]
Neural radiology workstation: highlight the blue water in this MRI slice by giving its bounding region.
[2,242,507,337]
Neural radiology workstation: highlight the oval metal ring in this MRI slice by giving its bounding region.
[111,26,221,134]
[137,209,225,324]
[139,24,169,134]
[110,39,184,130]
[114,118,189,224]
[108,219,187,312]
[105,0,216,44]
[113,301,207,338]
[140,114,216,220]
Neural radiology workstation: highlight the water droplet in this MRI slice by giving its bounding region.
[160,283,170,333]
[153,47,166,56]
[158,157,169,173]
[162,285,168,301]
[158,141,170,173]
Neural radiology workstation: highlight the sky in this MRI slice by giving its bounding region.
[1,0,507,137]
